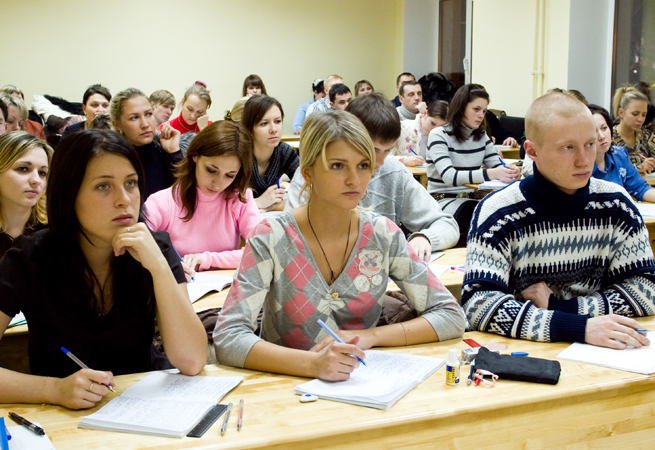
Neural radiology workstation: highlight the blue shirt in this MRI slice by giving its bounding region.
[292,96,315,134]
[592,146,651,201]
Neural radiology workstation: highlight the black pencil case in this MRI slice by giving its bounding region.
[472,347,561,385]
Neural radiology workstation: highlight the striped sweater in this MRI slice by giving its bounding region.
[426,123,501,194]
[462,166,655,343]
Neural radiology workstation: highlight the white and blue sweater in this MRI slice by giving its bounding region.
[462,166,655,343]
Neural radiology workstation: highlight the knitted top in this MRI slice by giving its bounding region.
[612,124,655,166]
[426,123,501,194]
[462,166,655,343]
[249,142,299,198]
[213,211,466,368]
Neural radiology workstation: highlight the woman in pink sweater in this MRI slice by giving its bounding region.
[145,121,260,275]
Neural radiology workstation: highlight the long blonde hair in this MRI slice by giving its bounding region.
[612,85,649,119]
[298,110,375,204]
[0,131,53,232]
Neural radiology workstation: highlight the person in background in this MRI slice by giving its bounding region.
[145,121,259,276]
[159,81,212,135]
[329,84,352,111]
[391,72,415,108]
[590,104,655,202]
[0,98,7,136]
[0,132,52,258]
[636,81,655,127]
[397,81,424,121]
[354,80,374,97]
[305,75,343,117]
[226,97,249,123]
[149,89,176,127]
[0,129,207,410]
[213,110,465,381]
[243,95,298,212]
[0,94,46,141]
[111,88,183,199]
[392,100,448,166]
[60,84,111,139]
[611,85,655,174]
[1,86,46,140]
[242,74,268,97]
[292,79,324,134]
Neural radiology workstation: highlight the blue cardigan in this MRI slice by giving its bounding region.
[592,146,651,201]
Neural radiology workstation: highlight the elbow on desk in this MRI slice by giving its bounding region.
[170,352,207,376]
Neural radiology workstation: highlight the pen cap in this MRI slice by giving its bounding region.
[447,349,458,365]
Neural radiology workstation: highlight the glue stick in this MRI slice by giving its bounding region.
[445,349,460,385]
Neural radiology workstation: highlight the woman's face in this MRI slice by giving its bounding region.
[75,152,139,245]
[181,94,208,125]
[593,113,612,156]
[357,84,373,96]
[0,147,49,212]
[82,94,110,122]
[303,139,372,211]
[6,105,23,132]
[193,154,241,197]
[619,100,648,131]
[462,97,488,130]
[420,114,446,136]
[246,85,261,96]
[252,105,282,150]
[114,96,156,146]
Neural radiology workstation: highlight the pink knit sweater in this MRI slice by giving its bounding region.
[145,187,260,270]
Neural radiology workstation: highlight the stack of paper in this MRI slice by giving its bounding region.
[295,350,445,410]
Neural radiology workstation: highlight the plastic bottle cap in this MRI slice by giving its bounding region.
[447,349,458,365]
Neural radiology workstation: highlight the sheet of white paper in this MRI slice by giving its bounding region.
[557,332,655,374]
[120,372,242,404]
[186,272,233,303]
[430,251,445,263]
[495,145,512,150]
[636,203,655,218]
[8,423,55,450]
[8,311,25,327]
[429,265,450,277]
[478,180,509,189]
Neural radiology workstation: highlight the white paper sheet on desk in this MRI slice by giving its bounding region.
[644,172,655,179]
[478,180,509,189]
[186,272,233,303]
[8,423,55,450]
[636,203,655,218]
[430,251,445,263]
[8,311,25,327]
[557,332,655,374]
[495,145,512,150]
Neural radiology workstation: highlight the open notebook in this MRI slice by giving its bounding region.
[79,372,242,438]
[557,332,655,374]
[295,350,445,410]
[186,272,233,303]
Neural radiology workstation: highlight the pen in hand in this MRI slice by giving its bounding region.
[317,319,366,366]
[60,347,115,393]
[498,156,508,168]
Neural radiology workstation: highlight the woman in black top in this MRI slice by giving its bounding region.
[0,131,52,258]
[0,130,206,410]
[110,88,183,199]
[61,84,111,139]
[242,95,299,211]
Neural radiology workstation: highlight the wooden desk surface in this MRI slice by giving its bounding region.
[281,134,300,142]
[407,166,428,188]
[3,315,655,449]
[498,147,521,159]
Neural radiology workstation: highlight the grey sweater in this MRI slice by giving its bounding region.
[426,123,501,194]
[397,105,416,121]
[285,157,460,251]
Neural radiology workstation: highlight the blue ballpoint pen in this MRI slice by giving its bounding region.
[317,319,366,366]
[408,146,419,156]
[172,245,194,282]
[60,348,115,393]
[498,156,508,168]
[276,177,281,189]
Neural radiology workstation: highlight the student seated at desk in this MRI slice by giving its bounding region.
[149,89,176,128]
[0,132,52,258]
[60,84,111,139]
[328,84,352,111]
[213,111,465,381]
[145,121,260,275]
[292,78,324,134]
[354,79,374,97]
[590,104,655,203]
[0,130,207,409]
[157,81,212,135]
[286,94,460,257]
[243,95,299,212]
[392,100,448,167]
[305,75,343,118]
[396,80,425,121]
[242,74,267,97]
[462,93,655,349]
[611,85,655,174]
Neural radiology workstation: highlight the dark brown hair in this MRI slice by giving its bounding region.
[242,95,285,135]
[242,74,268,96]
[345,93,400,143]
[172,121,252,221]
[447,84,490,143]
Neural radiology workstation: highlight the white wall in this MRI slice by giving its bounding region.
[403,0,439,78]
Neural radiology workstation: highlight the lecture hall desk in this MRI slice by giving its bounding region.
[2,315,655,449]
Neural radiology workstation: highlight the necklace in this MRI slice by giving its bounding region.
[307,204,352,285]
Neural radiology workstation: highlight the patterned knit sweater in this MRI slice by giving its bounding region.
[462,166,655,343]
[426,123,501,194]
[213,211,466,368]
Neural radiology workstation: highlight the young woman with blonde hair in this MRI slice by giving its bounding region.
[213,110,465,381]
[611,85,655,174]
[159,81,213,135]
[0,131,52,257]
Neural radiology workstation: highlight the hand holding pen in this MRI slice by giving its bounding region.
[306,319,367,381]
[53,347,115,410]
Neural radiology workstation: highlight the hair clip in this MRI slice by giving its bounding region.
[195,80,207,88]
[474,369,498,387]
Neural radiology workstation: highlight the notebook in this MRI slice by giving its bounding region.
[6,422,55,450]
[187,272,233,303]
[8,311,26,328]
[295,350,445,410]
[636,203,655,218]
[557,332,655,374]
[79,372,243,438]
[478,180,510,190]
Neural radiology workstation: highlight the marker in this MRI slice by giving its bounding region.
[8,413,44,436]
[450,266,466,273]
[237,399,244,431]
[221,402,233,435]
[172,245,193,282]
[511,352,529,357]
[408,146,418,156]
[276,177,281,189]
[317,319,366,366]
[498,156,508,168]
[60,348,115,393]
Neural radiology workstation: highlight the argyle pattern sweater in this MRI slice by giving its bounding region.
[462,166,655,343]
[214,211,466,368]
